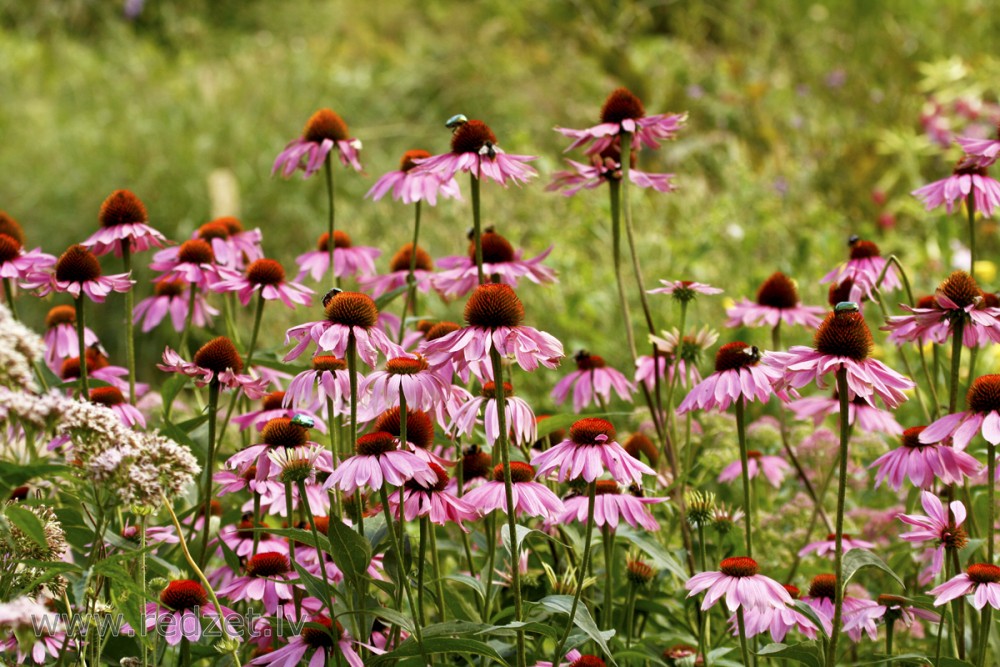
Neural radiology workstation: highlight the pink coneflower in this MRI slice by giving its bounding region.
[42,304,98,372]
[246,615,363,667]
[884,271,1000,347]
[737,584,820,642]
[921,374,1000,449]
[284,290,404,367]
[218,519,289,557]
[26,245,132,303]
[89,386,145,428]
[149,238,226,290]
[60,349,137,394]
[359,242,436,299]
[461,462,564,519]
[387,463,478,530]
[547,149,676,197]
[371,407,448,465]
[211,217,264,268]
[798,533,875,559]
[421,283,563,378]
[158,336,268,398]
[215,258,313,309]
[119,522,178,547]
[641,326,717,391]
[726,272,824,329]
[450,381,537,447]
[531,418,654,485]
[133,279,218,333]
[648,279,722,303]
[719,450,790,489]
[770,305,914,409]
[677,342,784,413]
[956,123,1000,167]
[786,392,903,435]
[217,552,299,614]
[367,148,462,205]
[432,228,556,298]
[559,480,665,531]
[843,594,938,641]
[900,491,968,585]
[323,431,436,494]
[685,556,792,612]
[801,574,876,640]
[871,426,981,490]
[913,160,1000,216]
[0,233,55,283]
[413,119,537,186]
[362,354,449,413]
[931,563,1000,609]
[283,355,355,416]
[233,391,325,433]
[83,189,167,256]
[273,108,362,177]
[0,598,76,665]
[294,230,380,283]
[224,417,328,487]
[555,87,686,156]
[134,580,237,646]
[820,237,900,298]
[551,350,634,413]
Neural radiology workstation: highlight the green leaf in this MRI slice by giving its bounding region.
[370,607,414,634]
[326,518,372,584]
[5,505,47,549]
[538,595,616,663]
[265,527,330,553]
[842,549,904,591]
[854,654,935,665]
[617,527,688,580]
[480,620,560,640]
[292,560,335,604]
[0,462,69,497]
[216,531,242,573]
[755,640,825,667]
[444,573,487,601]
[792,601,830,639]
[160,373,189,418]
[500,524,552,557]
[374,284,409,310]
[367,636,508,666]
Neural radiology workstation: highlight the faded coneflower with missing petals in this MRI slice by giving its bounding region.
[359,242,436,299]
[899,491,968,585]
[551,350,634,413]
[83,189,167,256]
[685,556,792,611]
[215,257,313,309]
[133,279,218,333]
[798,533,875,558]
[532,417,654,485]
[559,480,665,531]
[677,342,785,413]
[930,563,1000,610]
[547,147,676,196]
[450,381,536,447]
[726,271,824,329]
[367,148,461,205]
[432,227,556,298]
[820,236,900,298]
[295,230,380,283]
[273,108,362,177]
[158,336,267,398]
[718,449,790,489]
[642,325,717,391]
[770,304,914,409]
[284,290,403,367]
[871,426,981,490]
[912,159,1000,216]
[323,431,436,494]
[921,374,1000,449]
[25,245,132,303]
[461,461,564,519]
[555,87,687,156]
[884,271,1000,347]
[413,119,536,186]
[787,391,903,434]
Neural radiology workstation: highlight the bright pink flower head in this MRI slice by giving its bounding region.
[83,189,168,256]
[912,160,1000,217]
[149,238,227,289]
[899,491,968,586]
[677,342,785,413]
[362,354,450,414]
[786,392,903,435]
[283,355,356,418]
[214,258,313,309]
[158,336,268,398]
[532,417,654,485]
[273,108,362,177]
[449,381,537,447]
[559,481,665,531]
[217,552,298,615]
[387,463,479,531]
[871,426,981,491]
[797,533,875,559]
[294,230,380,283]
[930,563,1000,610]
[820,237,900,298]
[801,575,877,642]
[134,279,218,333]
[42,304,98,373]
[135,580,238,646]
[25,244,133,303]
[685,556,792,612]
[367,148,462,205]
[735,584,820,642]
[884,271,1000,348]
[921,373,1000,450]
[460,461,564,519]
[843,594,938,641]
[555,87,687,156]
[245,614,363,667]
[432,228,557,299]
[551,350,635,413]
[725,272,824,329]
[719,449,790,489]
[359,242,437,299]
[0,233,55,284]
[956,123,1000,167]
[770,305,914,409]
[648,279,722,303]
[323,431,436,494]
[547,153,676,197]
[412,119,537,186]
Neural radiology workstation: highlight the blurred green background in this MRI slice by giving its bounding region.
[2,0,999,412]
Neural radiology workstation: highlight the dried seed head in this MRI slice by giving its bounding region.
[399,149,431,172]
[813,309,872,360]
[601,87,645,124]
[303,109,349,143]
[159,580,208,611]
[324,291,378,328]
[177,239,215,265]
[451,120,497,154]
[193,336,243,374]
[246,552,290,578]
[0,211,25,246]
[246,258,286,286]
[99,190,147,227]
[938,270,982,309]
[317,230,352,251]
[495,461,535,483]
[719,556,759,578]
[714,342,761,372]
[756,272,799,309]
[355,432,397,456]
[389,243,433,272]
[470,229,516,264]
[55,245,102,283]
[966,375,1000,414]
[464,283,525,328]
[261,417,309,448]
[569,417,616,445]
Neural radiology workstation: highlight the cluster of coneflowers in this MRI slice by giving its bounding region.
[1,88,1000,667]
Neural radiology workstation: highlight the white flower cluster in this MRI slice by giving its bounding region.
[0,303,44,391]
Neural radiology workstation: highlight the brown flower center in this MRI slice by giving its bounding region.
[237,519,269,540]
[154,280,186,298]
[301,616,338,649]
[159,580,208,611]
[197,222,229,241]
[470,229,516,264]
[967,563,1000,584]
[89,386,125,406]
[193,336,243,374]
[916,294,937,309]
[954,161,989,177]
[426,321,461,341]
[849,239,881,260]
[570,417,616,445]
[312,355,347,372]
[317,230,352,251]
[626,560,654,585]
[400,149,431,172]
[405,462,449,493]
[574,351,607,371]
[967,375,1000,414]
[714,342,761,372]
[827,278,857,307]
[941,524,969,551]
[719,556,759,578]
[324,291,378,328]
[0,234,21,263]
[61,350,109,379]
[99,190,147,227]
[389,243,433,273]
[494,461,535,483]
[784,584,801,599]
[246,259,286,286]
[464,283,525,328]
[481,381,514,399]
[600,87,645,124]
[756,272,799,309]
[374,407,435,449]
[594,480,621,495]
[215,217,243,235]
[901,426,929,448]
[45,305,76,329]
[451,120,497,154]
[178,239,215,265]
[386,356,429,375]
[813,311,872,360]
[938,270,982,309]
[355,431,397,456]
[261,417,309,448]
[0,212,25,246]
[623,432,659,466]
[808,574,836,600]
[570,656,607,667]
[246,552,290,578]
[262,391,286,411]
[303,109,349,143]
[462,447,492,480]
[55,245,102,283]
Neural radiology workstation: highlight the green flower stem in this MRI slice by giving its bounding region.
[978,605,992,667]
[161,493,241,667]
[177,284,199,357]
[179,637,190,667]
[624,581,637,649]
[886,615,894,666]
[324,154,339,287]
[619,132,656,337]
[417,517,428,626]
[139,514,148,667]
[736,607,751,667]
[489,348,525,667]
[427,520,447,621]
[470,174,484,284]
[197,380,220,568]
[378,484,427,659]
[74,298,89,399]
[552,481,596,666]
[244,292,266,371]
[2,277,18,320]
[697,522,711,667]
[482,512,497,620]
[967,192,977,277]
[608,179,638,361]
[298,479,335,620]
[601,525,614,631]
[989,440,996,564]
[346,333,362,535]
[251,492,262,554]
[735,397,753,558]
[399,200,422,344]
[949,319,965,414]
[122,244,136,404]
[826,368,851,665]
